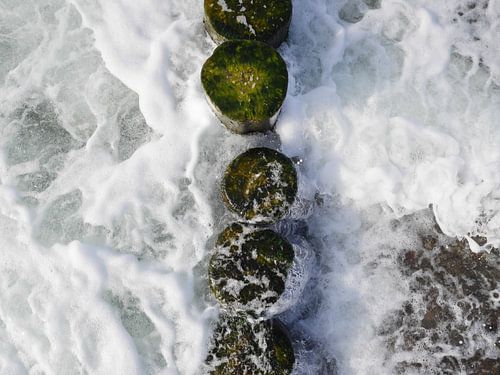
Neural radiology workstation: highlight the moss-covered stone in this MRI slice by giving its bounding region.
[204,0,292,48]
[222,148,297,223]
[206,314,295,375]
[209,223,294,314]
[201,40,288,134]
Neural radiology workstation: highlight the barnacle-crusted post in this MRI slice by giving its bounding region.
[201,40,288,134]
[209,223,294,315]
[204,0,292,48]
[222,147,297,223]
[205,314,295,375]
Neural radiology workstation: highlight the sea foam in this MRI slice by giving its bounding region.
[1,0,499,373]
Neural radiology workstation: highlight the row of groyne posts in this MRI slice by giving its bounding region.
[200,1,306,374]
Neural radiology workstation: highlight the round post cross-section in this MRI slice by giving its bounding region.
[209,223,294,315]
[204,0,292,48]
[205,314,295,375]
[201,40,288,134]
[222,147,297,223]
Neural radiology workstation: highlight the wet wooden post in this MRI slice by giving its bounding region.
[200,1,303,373]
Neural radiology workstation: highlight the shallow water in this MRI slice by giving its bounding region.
[0,0,499,374]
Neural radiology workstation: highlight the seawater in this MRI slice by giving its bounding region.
[0,0,499,374]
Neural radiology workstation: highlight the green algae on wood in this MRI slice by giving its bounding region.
[209,223,294,314]
[201,40,288,134]
[206,314,295,375]
[204,0,292,48]
[222,147,297,223]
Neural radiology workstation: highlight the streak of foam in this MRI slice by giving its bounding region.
[1,0,499,374]
[278,0,500,249]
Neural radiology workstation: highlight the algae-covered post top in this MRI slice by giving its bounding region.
[205,314,295,375]
[204,0,292,48]
[201,40,288,134]
[209,223,294,314]
[222,147,297,223]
